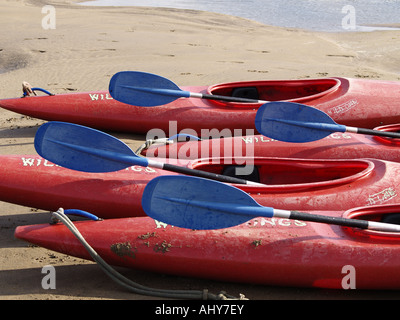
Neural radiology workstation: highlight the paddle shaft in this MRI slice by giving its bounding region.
[266,118,400,139]
[277,209,400,232]
[189,92,267,104]
[61,141,262,185]
[76,143,263,185]
[110,71,269,106]
[349,126,400,139]
[36,122,262,186]
[281,210,360,230]
[122,85,266,104]
[170,200,400,232]
[143,175,400,233]
[161,197,400,232]
[147,159,261,185]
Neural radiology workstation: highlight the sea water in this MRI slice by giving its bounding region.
[79,0,400,32]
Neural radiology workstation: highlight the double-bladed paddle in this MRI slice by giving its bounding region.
[34,121,262,186]
[255,101,400,142]
[109,71,267,106]
[109,71,400,141]
[142,175,400,233]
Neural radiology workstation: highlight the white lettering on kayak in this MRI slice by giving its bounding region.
[154,218,307,229]
[20,158,157,172]
[154,220,172,229]
[327,99,358,116]
[21,157,56,167]
[242,133,352,144]
[88,93,113,101]
[367,187,397,205]
[125,166,157,173]
[242,136,277,144]
[250,218,307,227]
[242,136,277,143]
[21,157,157,173]
[329,132,352,139]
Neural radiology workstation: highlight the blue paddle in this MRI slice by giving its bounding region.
[142,175,400,232]
[109,71,267,106]
[255,101,400,142]
[34,121,262,186]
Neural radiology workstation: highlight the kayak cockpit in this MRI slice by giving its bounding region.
[343,204,400,240]
[189,157,373,191]
[208,78,341,105]
[373,124,400,145]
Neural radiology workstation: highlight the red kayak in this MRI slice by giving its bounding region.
[2,155,400,218]
[143,123,400,162]
[14,203,400,289]
[2,77,400,134]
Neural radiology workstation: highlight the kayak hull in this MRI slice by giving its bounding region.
[2,78,400,134]
[2,155,400,218]
[14,203,400,289]
[143,123,400,162]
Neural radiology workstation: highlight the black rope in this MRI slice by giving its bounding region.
[51,208,246,300]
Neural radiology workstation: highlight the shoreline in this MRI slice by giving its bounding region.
[76,0,400,34]
[29,0,400,31]
[1,0,400,300]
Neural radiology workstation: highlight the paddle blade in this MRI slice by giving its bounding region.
[142,175,271,230]
[109,71,188,106]
[255,102,346,143]
[34,121,143,172]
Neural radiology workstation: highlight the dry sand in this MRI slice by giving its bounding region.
[1,0,400,301]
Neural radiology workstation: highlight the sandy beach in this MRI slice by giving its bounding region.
[1,0,400,302]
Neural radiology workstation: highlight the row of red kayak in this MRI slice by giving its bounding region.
[2,76,400,134]
[3,74,400,290]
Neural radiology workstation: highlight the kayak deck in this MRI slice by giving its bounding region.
[14,203,400,289]
[2,77,400,134]
[0,155,393,218]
